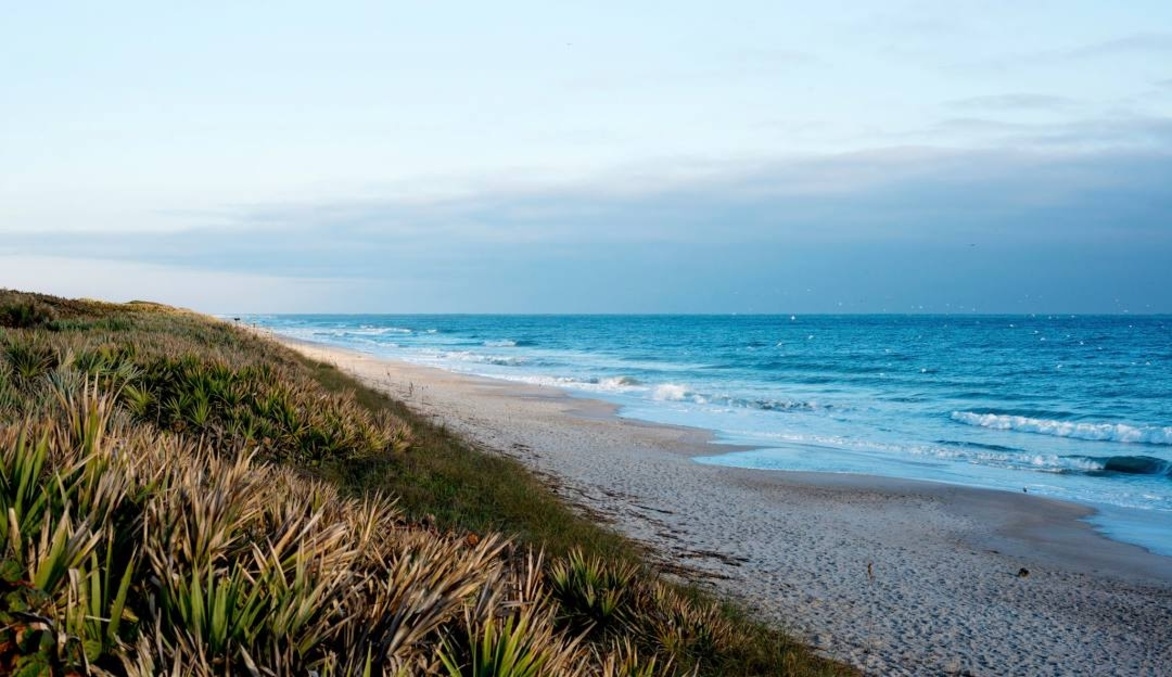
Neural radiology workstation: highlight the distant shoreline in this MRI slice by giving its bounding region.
[242,313,1172,559]
[275,333,1172,676]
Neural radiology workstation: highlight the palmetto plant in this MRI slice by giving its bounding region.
[636,582,734,670]
[437,550,589,677]
[120,383,154,420]
[0,369,16,415]
[599,638,681,677]
[157,561,269,658]
[548,549,640,636]
[3,338,57,383]
[0,428,51,548]
[1,388,142,673]
[70,347,140,388]
[439,602,588,677]
[63,540,139,664]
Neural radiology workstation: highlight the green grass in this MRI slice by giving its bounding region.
[306,359,639,557]
[0,289,855,676]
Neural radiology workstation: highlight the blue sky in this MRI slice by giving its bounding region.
[2,1,1170,312]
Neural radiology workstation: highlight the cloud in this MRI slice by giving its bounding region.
[966,32,1172,72]
[1066,32,1172,59]
[6,114,1171,313]
[733,47,823,68]
[562,46,821,92]
[947,93,1076,112]
[932,118,1039,135]
[7,141,1172,278]
[905,114,1172,151]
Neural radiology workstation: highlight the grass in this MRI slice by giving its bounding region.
[304,358,638,557]
[0,289,856,676]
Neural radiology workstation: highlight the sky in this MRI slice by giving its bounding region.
[2,1,1171,313]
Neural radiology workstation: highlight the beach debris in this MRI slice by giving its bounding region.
[1017,567,1030,578]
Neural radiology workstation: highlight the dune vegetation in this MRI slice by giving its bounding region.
[0,289,852,676]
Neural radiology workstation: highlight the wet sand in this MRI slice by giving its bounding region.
[280,337,1172,676]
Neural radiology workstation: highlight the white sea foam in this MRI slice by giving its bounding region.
[442,350,526,367]
[908,446,1110,474]
[483,339,518,347]
[720,430,1129,475]
[352,326,413,335]
[653,384,692,402]
[951,412,1172,445]
[597,376,642,390]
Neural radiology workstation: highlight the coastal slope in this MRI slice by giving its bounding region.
[0,291,847,676]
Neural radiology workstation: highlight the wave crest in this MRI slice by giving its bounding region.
[1094,455,1172,477]
[950,411,1172,445]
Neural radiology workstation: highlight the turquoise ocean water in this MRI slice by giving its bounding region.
[246,314,1172,556]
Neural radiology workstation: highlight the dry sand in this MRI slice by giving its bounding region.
[281,338,1172,676]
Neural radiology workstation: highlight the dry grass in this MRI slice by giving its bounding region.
[0,289,855,676]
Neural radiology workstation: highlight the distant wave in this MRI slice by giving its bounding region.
[648,383,824,412]
[482,339,535,347]
[743,397,823,412]
[934,439,1025,454]
[443,350,527,367]
[1076,455,1172,478]
[652,384,693,402]
[951,411,1172,445]
[869,441,1171,480]
[596,375,641,388]
[309,326,412,338]
[533,375,644,392]
[356,325,413,335]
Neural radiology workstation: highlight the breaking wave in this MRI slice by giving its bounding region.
[482,339,535,347]
[1076,455,1172,477]
[950,411,1172,446]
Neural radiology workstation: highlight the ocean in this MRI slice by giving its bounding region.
[245,314,1172,556]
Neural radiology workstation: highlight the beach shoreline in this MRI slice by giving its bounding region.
[276,334,1172,675]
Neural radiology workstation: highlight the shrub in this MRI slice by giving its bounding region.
[0,297,58,329]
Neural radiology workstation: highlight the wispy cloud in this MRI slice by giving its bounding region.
[733,47,823,68]
[901,114,1172,151]
[965,32,1172,72]
[947,93,1076,112]
[562,46,821,92]
[932,118,1038,135]
[1065,32,1172,59]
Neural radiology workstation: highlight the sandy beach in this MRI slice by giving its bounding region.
[280,337,1172,676]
